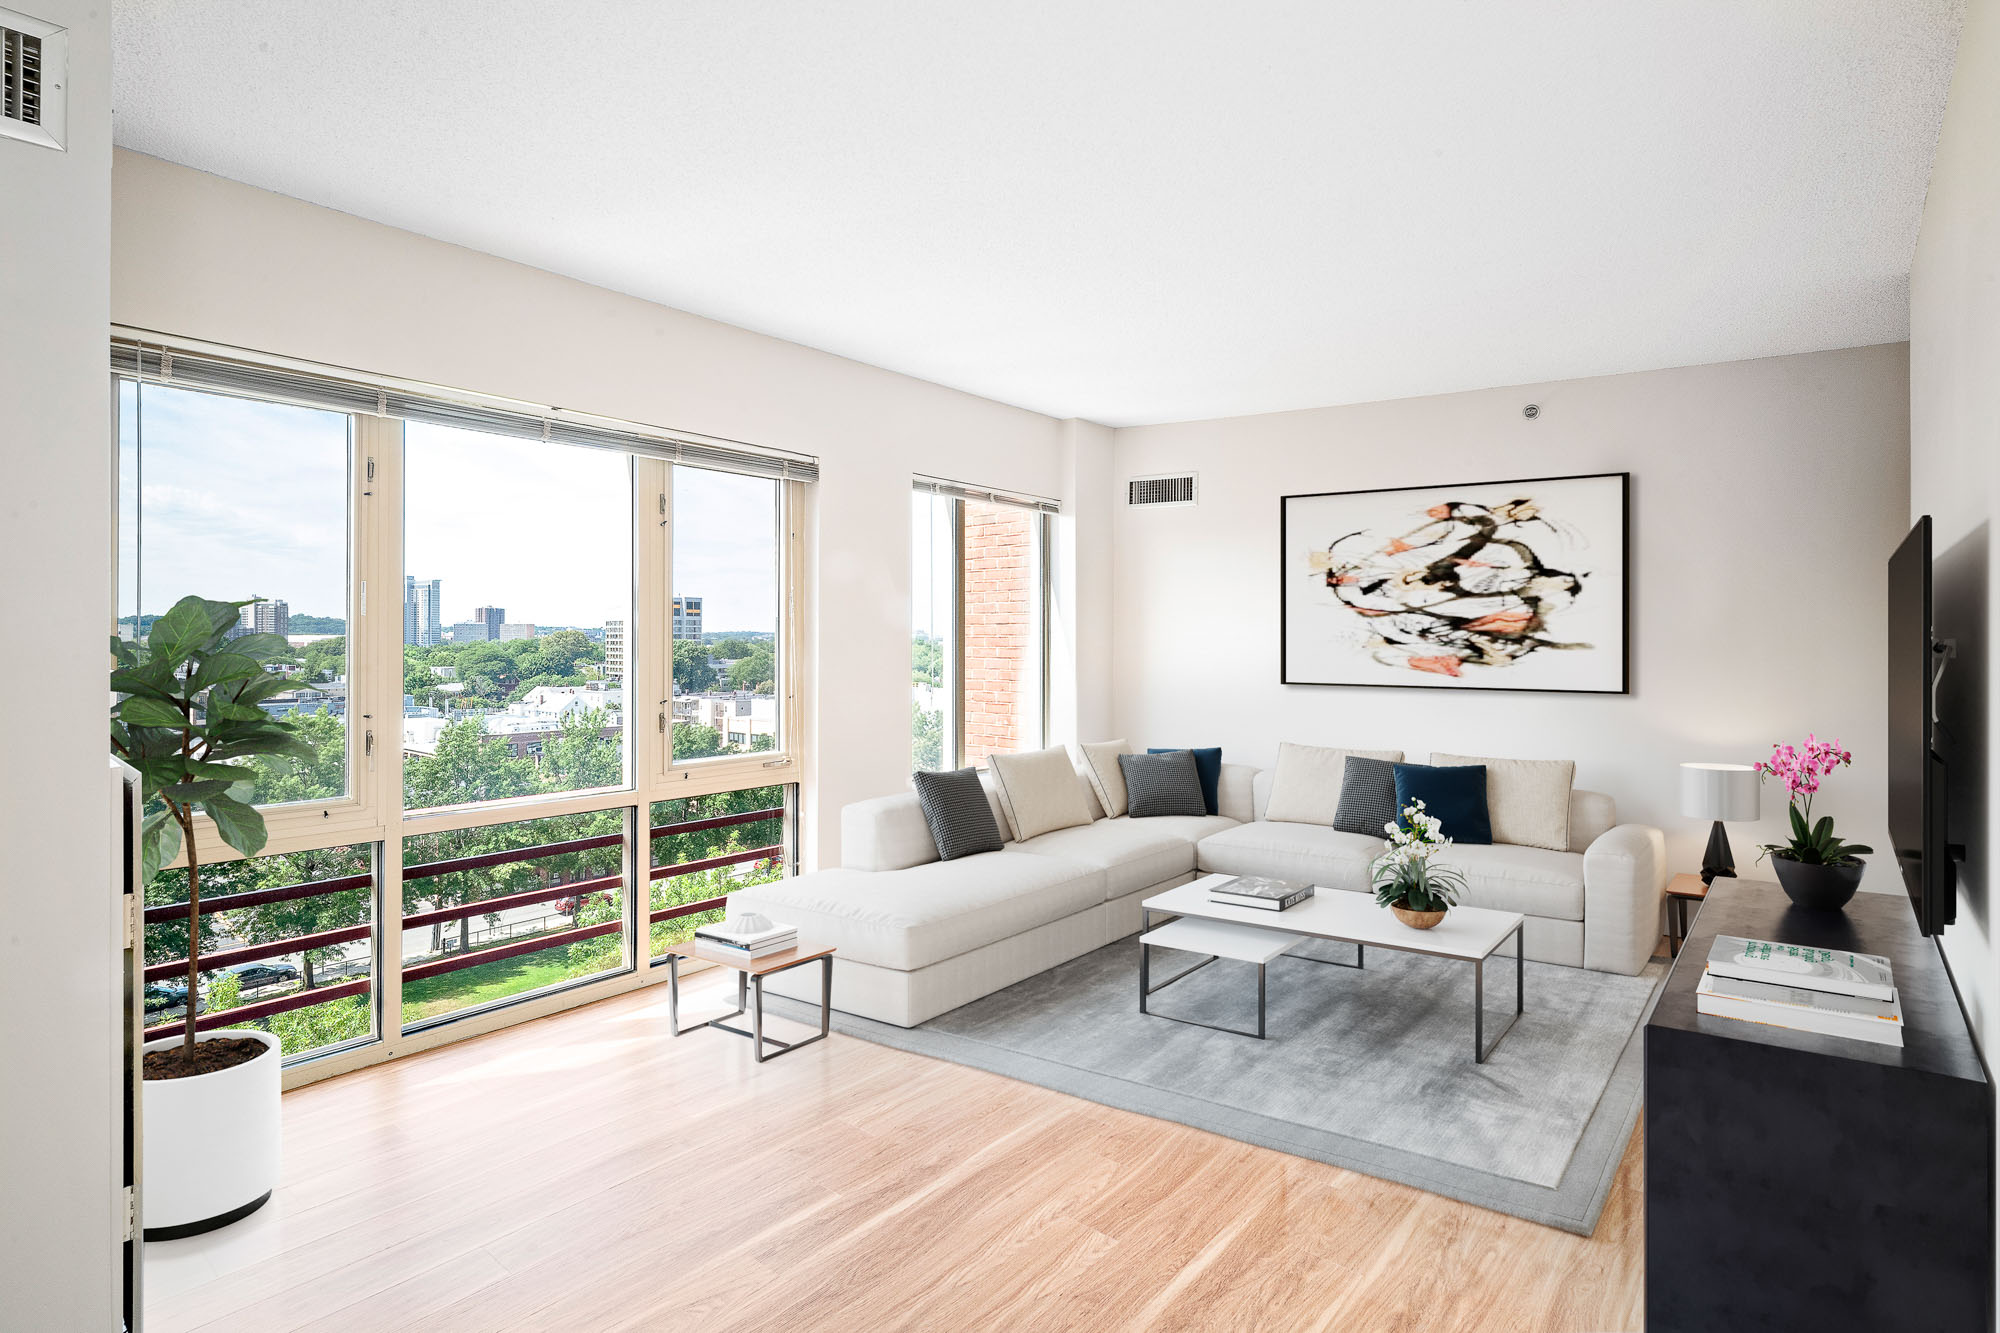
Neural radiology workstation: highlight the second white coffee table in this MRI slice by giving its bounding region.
[1142,873,1527,1062]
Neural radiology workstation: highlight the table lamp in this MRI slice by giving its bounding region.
[1680,762,1761,885]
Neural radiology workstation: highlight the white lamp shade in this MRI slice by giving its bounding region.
[1680,763,1760,822]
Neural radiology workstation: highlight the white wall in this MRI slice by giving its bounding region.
[110,150,1076,869]
[1110,345,1911,884]
[1910,0,2000,1302]
[0,1,119,1326]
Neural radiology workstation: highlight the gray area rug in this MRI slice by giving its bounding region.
[765,936,1665,1234]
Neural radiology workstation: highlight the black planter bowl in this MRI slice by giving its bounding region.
[1771,856,1865,911]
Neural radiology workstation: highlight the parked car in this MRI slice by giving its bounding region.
[222,961,301,990]
[143,981,205,1015]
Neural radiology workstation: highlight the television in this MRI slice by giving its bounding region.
[1887,517,1954,935]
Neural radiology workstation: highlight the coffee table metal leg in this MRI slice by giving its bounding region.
[1257,963,1267,1040]
[1473,927,1525,1063]
[1139,939,1149,1014]
[1475,955,1483,1062]
[820,956,832,1038]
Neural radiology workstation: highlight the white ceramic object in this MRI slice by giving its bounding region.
[141,1028,281,1238]
[729,908,774,934]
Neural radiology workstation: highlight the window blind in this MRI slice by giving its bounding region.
[111,337,819,484]
[912,474,1061,515]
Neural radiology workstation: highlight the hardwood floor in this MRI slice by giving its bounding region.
[144,971,1645,1331]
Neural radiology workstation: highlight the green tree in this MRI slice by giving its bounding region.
[248,710,348,806]
[226,842,372,992]
[912,701,943,771]
[912,634,943,688]
[299,635,346,683]
[671,722,724,762]
[711,637,754,661]
[727,647,775,693]
[540,708,622,791]
[672,639,717,692]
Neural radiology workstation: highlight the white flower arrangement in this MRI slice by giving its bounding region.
[1369,799,1467,913]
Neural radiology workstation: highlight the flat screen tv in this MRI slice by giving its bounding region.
[1887,517,1954,935]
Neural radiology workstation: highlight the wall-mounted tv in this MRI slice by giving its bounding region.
[1887,517,1955,936]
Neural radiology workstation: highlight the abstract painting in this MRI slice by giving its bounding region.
[1281,472,1628,693]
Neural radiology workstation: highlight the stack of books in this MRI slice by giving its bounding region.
[1209,876,1313,912]
[694,919,798,960]
[1695,934,1904,1047]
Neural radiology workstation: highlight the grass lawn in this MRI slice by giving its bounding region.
[401,943,619,1024]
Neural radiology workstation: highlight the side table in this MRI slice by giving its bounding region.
[1664,873,1708,957]
[663,939,835,1063]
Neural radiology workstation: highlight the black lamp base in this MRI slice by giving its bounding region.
[1700,820,1737,887]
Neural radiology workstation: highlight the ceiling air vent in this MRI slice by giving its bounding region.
[1127,473,1197,508]
[1,7,65,152]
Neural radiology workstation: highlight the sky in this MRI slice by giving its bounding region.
[121,383,780,633]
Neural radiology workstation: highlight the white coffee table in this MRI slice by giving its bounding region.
[1142,874,1527,1062]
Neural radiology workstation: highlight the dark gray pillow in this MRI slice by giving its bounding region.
[1118,750,1208,818]
[1333,755,1399,837]
[912,767,1004,860]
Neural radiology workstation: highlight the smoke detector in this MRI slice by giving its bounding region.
[1,7,65,152]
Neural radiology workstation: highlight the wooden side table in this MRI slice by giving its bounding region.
[663,940,835,1063]
[1664,873,1709,957]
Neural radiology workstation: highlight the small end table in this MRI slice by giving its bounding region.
[663,939,834,1063]
[1665,873,1709,957]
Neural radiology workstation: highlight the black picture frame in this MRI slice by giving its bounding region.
[1279,471,1630,695]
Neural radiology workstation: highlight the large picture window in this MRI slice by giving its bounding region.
[113,337,810,1079]
[911,482,1053,771]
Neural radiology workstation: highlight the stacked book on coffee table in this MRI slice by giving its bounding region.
[693,919,798,961]
[1209,876,1313,912]
[1695,934,1904,1047]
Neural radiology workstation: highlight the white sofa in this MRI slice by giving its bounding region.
[734,760,1665,1027]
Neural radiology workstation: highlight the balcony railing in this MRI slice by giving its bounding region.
[144,804,786,1043]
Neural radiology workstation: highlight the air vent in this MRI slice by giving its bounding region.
[1127,473,1197,508]
[0,7,65,152]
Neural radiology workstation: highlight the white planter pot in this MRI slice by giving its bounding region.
[141,1028,281,1239]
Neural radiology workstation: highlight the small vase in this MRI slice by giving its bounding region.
[1391,905,1447,930]
[1771,856,1865,911]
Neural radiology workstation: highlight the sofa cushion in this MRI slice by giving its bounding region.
[1437,843,1586,922]
[1078,740,1130,818]
[1120,750,1208,818]
[841,791,940,872]
[728,853,1106,972]
[1431,752,1575,852]
[1196,820,1380,891]
[1263,742,1405,825]
[1148,746,1223,814]
[1332,756,1399,837]
[1006,817,1202,900]
[1393,762,1492,844]
[912,767,1006,861]
[989,746,1095,842]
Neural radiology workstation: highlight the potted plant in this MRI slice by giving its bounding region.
[1756,735,1873,911]
[111,595,312,1238]
[1369,799,1468,929]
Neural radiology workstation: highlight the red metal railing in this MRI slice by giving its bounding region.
[143,805,786,1041]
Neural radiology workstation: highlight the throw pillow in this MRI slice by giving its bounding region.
[1119,750,1209,818]
[1332,756,1400,837]
[1264,742,1406,825]
[1147,747,1222,815]
[1393,763,1492,845]
[911,767,1005,860]
[1079,739,1131,818]
[987,745,1095,842]
[1429,753,1575,852]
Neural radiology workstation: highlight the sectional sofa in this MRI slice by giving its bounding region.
[734,755,1666,1027]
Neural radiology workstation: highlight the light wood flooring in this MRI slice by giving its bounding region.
[145,970,1645,1331]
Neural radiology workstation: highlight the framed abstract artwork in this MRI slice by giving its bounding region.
[1280,472,1629,693]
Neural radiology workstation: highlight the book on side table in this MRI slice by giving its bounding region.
[693,920,799,959]
[1209,876,1314,911]
[1696,934,1904,1047]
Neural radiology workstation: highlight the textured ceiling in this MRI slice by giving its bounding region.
[111,1,1963,425]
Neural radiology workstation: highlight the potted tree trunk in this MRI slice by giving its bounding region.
[1369,799,1468,929]
[111,596,313,1239]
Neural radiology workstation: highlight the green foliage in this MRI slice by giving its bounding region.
[298,635,346,683]
[912,634,943,688]
[1761,806,1875,867]
[912,702,943,772]
[710,637,755,661]
[672,722,725,762]
[673,639,717,691]
[255,996,371,1052]
[726,647,776,693]
[285,613,346,634]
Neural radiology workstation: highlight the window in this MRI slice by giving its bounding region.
[911,482,1053,770]
[117,380,353,805]
[113,337,810,1077]
[402,423,632,811]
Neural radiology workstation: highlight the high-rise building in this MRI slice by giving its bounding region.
[446,621,491,644]
[473,606,505,636]
[405,577,442,647]
[672,595,703,641]
[498,623,537,641]
[604,619,625,680]
[238,598,290,637]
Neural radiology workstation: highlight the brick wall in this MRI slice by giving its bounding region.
[961,500,1039,767]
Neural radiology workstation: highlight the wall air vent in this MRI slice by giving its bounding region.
[1127,473,1197,508]
[1,7,65,151]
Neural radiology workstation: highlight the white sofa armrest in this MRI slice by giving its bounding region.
[1582,823,1667,975]
[1217,763,1259,824]
[841,792,940,872]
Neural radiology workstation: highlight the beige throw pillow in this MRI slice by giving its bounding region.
[1078,739,1131,818]
[987,746,1095,842]
[1264,742,1405,826]
[1430,753,1575,851]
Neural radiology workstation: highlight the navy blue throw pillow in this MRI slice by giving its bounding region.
[1392,763,1492,845]
[1149,746,1221,815]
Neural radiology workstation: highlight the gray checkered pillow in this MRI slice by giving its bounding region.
[1333,755,1399,837]
[1117,750,1208,818]
[912,767,1005,860]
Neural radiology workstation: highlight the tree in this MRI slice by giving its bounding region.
[299,635,346,683]
[711,637,754,661]
[727,647,775,693]
[912,635,943,688]
[225,841,371,991]
[912,701,943,771]
[111,595,317,1066]
[248,710,347,806]
[672,639,717,692]
[540,708,622,791]
[671,722,724,762]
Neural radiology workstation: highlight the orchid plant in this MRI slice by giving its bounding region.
[1755,735,1873,867]
[1368,799,1468,913]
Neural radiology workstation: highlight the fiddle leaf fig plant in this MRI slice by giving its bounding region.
[110,596,313,1065]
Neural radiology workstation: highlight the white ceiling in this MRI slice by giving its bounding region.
[110,2,1963,426]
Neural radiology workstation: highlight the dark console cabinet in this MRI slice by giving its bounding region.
[1645,878,1992,1332]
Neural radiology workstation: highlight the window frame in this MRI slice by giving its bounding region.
[113,333,811,1085]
